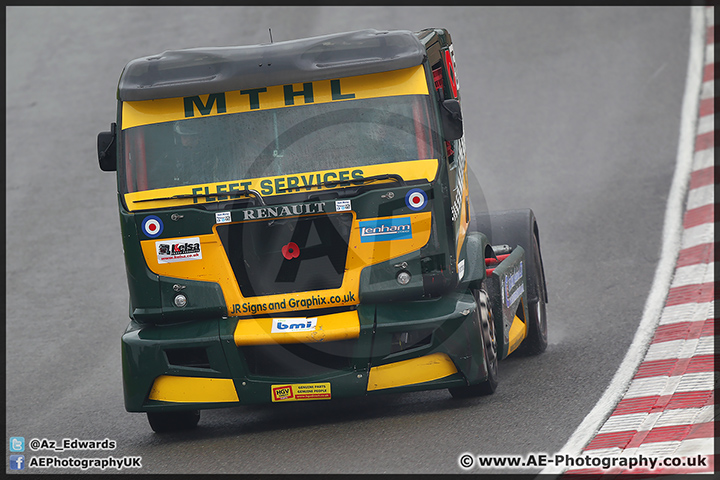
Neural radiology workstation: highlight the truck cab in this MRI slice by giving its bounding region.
[98,28,547,432]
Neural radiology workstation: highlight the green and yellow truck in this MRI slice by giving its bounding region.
[98,28,548,432]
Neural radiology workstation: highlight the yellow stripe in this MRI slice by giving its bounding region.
[234,310,360,346]
[506,314,527,355]
[122,65,429,130]
[148,376,239,403]
[367,352,458,391]
[124,159,439,211]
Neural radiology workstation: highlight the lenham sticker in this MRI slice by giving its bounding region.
[271,318,318,333]
[156,237,202,263]
[271,383,331,402]
[359,217,412,243]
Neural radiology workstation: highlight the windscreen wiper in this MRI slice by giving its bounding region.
[134,188,266,206]
[274,174,405,194]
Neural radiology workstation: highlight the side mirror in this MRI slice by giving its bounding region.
[440,99,463,141]
[98,123,117,172]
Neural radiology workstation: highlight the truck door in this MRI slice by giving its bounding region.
[433,45,468,258]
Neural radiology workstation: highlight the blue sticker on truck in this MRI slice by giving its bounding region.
[359,217,412,243]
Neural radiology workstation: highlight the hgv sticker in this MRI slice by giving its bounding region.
[271,383,331,402]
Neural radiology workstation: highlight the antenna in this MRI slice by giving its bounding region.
[269,28,273,44]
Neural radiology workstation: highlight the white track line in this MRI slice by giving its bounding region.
[539,7,707,476]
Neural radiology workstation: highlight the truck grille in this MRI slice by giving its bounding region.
[216,213,352,297]
[240,340,356,377]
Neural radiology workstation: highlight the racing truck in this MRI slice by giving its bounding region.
[97,28,548,433]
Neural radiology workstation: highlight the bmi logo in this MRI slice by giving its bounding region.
[271,318,317,333]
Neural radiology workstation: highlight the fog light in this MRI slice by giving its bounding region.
[396,270,411,285]
[174,294,188,308]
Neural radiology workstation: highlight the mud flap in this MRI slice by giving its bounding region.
[484,247,529,360]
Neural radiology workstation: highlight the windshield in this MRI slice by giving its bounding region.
[121,94,442,195]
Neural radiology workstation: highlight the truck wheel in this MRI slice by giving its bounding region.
[449,288,498,398]
[519,234,548,355]
[147,410,200,433]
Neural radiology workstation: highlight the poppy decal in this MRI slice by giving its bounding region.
[282,242,300,260]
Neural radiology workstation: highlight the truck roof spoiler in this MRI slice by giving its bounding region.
[117,29,427,102]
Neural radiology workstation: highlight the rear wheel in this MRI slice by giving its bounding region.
[449,288,498,398]
[147,410,200,433]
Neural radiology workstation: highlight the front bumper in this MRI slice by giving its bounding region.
[122,291,489,412]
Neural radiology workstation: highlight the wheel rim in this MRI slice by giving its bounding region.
[535,298,547,336]
[477,290,497,373]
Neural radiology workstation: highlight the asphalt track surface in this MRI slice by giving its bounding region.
[6,6,692,475]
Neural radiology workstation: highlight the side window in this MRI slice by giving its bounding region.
[123,128,148,193]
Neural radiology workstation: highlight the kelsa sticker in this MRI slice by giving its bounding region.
[405,188,428,211]
[359,217,412,243]
[156,237,202,263]
[141,215,163,238]
[271,383,331,402]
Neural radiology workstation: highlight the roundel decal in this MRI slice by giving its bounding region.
[141,215,163,238]
[405,189,428,211]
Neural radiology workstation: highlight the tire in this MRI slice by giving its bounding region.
[147,410,200,433]
[518,234,548,355]
[449,288,498,398]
